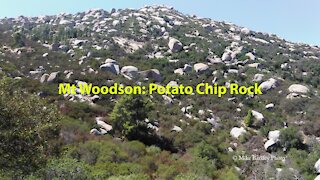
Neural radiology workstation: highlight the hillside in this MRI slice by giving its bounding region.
[0,5,320,179]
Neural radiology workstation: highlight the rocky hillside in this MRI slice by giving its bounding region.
[0,5,320,179]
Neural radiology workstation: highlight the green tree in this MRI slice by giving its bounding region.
[0,77,61,176]
[110,94,153,139]
[13,32,25,47]
[244,109,253,127]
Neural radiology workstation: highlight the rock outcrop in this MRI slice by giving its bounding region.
[230,127,246,139]
[194,63,209,74]
[168,37,183,52]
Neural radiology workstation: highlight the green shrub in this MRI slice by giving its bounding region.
[66,141,129,165]
[191,141,218,160]
[123,141,146,160]
[189,157,217,178]
[175,173,208,180]
[279,127,303,151]
[216,167,240,180]
[146,145,161,155]
[43,158,92,180]
[92,161,145,178]
[156,164,179,179]
[288,146,320,180]
[108,174,149,180]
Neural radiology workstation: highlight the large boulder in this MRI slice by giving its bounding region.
[162,95,173,106]
[94,117,112,135]
[168,37,183,52]
[315,159,320,173]
[90,129,105,135]
[228,69,239,74]
[140,69,163,82]
[100,63,120,75]
[171,125,183,132]
[221,51,232,61]
[245,52,256,60]
[281,63,290,69]
[252,110,264,122]
[104,58,117,64]
[247,63,260,69]
[167,81,179,87]
[66,72,73,79]
[264,139,277,150]
[264,130,280,151]
[207,56,222,64]
[230,127,246,139]
[240,28,250,35]
[194,63,209,74]
[288,84,309,94]
[30,70,42,75]
[59,44,69,52]
[207,114,220,127]
[47,72,60,83]
[40,74,49,83]
[286,92,308,100]
[202,24,214,31]
[253,74,264,82]
[59,19,75,26]
[265,103,275,109]
[174,68,184,75]
[112,20,120,26]
[251,110,264,127]
[268,130,280,142]
[121,66,139,78]
[259,78,277,92]
[42,53,49,57]
[72,39,88,46]
[183,64,192,72]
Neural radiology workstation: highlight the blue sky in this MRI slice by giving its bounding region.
[1,0,319,45]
